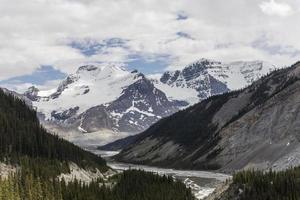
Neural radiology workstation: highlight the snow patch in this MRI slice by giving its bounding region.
[78,126,88,133]
[124,101,156,117]
[38,88,57,97]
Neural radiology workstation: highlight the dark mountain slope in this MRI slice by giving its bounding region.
[98,134,139,151]
[116,62,300,172]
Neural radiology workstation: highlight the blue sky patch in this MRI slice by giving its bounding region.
[70,38,129,56]
[70,40,104,56]
[0,65,66,85]
[176,13,188,20]
[1,38,172,88]
[71,38,171,74]
[126,54,171,74]
[176,32,194,40]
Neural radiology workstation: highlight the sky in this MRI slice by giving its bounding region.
[0,0,300,92]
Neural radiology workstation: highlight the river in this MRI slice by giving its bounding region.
[94,150,232,200]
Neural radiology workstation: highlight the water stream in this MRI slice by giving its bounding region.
[94,150,231,199]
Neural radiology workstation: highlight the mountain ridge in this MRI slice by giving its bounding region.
[151,59,276,105]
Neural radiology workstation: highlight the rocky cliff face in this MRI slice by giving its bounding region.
[116,62,300,172]
[23,86,40,101]
[106,75,187,132]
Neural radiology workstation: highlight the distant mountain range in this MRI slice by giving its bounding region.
[116,61,300,173]
[151,59,276,104]
[24,59,276,148]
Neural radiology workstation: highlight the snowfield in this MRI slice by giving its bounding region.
[34,64,141,120]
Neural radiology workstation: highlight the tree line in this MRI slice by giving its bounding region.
[0,168,194,200]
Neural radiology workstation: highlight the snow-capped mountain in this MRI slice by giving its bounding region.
[33,64,143,118]
[151,59,276,105]
[24,59,277,148]
[25,64,187,143]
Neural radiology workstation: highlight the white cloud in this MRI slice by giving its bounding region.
[1,79,62,93]
[0,0,299,81]
[260,0,293,17]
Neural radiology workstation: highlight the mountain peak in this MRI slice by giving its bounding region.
[75,63,128,76]
[26,86,39,93]
[24,86,40,101]
[191,58,221,65]
[99,64,128,77]
[77,65,98,72]
[177,58,222,80]
[183,58,221,70]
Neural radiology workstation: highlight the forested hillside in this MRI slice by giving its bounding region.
[0,168,194,200]
[0,89,194,200]
[218,167,300,200]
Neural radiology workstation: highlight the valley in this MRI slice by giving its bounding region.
[5,59,300,200]
[93,149,231,200]
[18,59,293,199]
[1,60,300,200]
[108,161,228,200]
[2,1,300,199]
